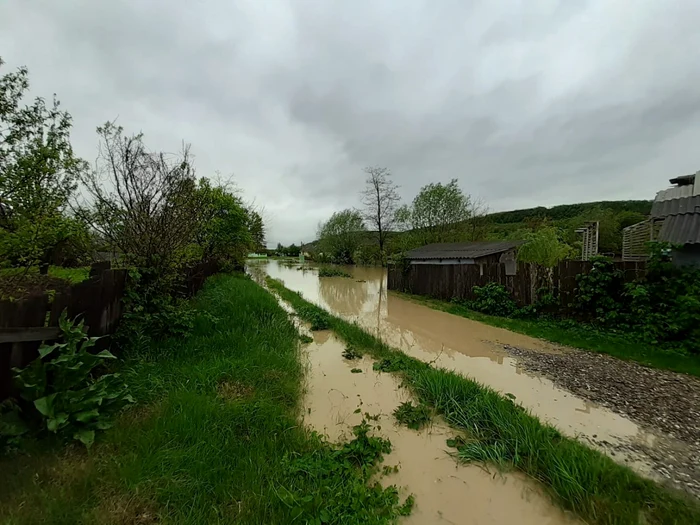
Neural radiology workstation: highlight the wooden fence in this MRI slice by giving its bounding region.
[387,260,647,307]
[0,260,219,401]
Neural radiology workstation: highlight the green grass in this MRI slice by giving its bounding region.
[267,277,700,525]
[397,292,700,378]
[0,266,90,284]
[392,402,431,430]
[0,274,411,524]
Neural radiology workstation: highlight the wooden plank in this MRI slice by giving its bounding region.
[0,327,60,344]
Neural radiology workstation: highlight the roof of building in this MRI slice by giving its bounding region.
[659,214,700,244]
[405,241,524,260]
[651,195,700,218]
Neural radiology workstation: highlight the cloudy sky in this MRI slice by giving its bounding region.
[2,1,699,245]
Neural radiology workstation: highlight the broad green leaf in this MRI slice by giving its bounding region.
[75,408,99,422]
[74,429,95,448]
[39,343,60,359]
[34,394,57,417]
[47,413,68,432]
[96,349,117,359]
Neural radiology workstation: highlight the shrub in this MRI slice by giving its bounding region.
[318,266,352,278]
[467,283,518,317]
[13,313,134,447]
[573,256,626,324]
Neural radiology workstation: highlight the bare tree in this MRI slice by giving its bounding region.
[78,122,202,272]
[360,166,400,258]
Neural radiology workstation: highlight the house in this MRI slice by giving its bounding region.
[623,171,700,265]
[404,241,524,275]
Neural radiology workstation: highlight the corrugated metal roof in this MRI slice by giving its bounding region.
[659,214,700,244]
[655,185,697,202]
[405,241,523,260]
[651,195,700,218]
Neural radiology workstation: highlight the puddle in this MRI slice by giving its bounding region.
[249,261,669,481]
[302,330,578,524]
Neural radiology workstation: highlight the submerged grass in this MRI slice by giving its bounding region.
[1,274,411,524]
[398,292,700,378]
[393,401,431,430]
[318,266,352,278]
[267,276,700,525]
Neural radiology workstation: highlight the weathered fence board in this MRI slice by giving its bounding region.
[1,260,220,401]
[388,260,647,308]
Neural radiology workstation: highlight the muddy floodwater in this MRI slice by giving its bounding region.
[249,259,672,485]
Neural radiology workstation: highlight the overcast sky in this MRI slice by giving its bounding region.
[2,1,699,246]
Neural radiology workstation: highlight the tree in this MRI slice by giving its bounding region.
[0,58,88,269]
[517,226,573,267]
[78,122,202,272]
[360,166,400,259]
[410,179,473,243]
[247,210,265,252]
[317,209,366,263]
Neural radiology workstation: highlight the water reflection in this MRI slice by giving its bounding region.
[318,269,369,317]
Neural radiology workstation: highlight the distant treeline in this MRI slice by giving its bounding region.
[487,200,652,225]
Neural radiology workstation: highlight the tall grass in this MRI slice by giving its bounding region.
[1,274,410,524]
[267,277,700,525]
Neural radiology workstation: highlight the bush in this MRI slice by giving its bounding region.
[318,266,352,278]
[466,283,518,317]
[573,256,626,324]
[12,313,134,447]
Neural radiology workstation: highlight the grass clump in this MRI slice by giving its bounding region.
[1,275,412,524]
[318,266,352,278]
[299,334,314,344]
[393,401,431,430]
[298,305,331,330]
[266,276,700,525]
[350,368,363,374]
[343,345,363,360]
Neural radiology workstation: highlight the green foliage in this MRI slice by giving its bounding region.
[12,313,133,447]
[342,345,363,360]
[393,401,431,430]
[573,256,627,324]
[277,242,301,257]
[318,265,352,278]
[299,334,314,344]
[350,368,363,373]
[464,283,518,317]
[280,421,412,523]
[317,209,367,264]
[0,58,89,269]
[517,226,573,267]
[118,268,195,351]
[0,400,28,453]
[298,305,331,330]
[408,179,474,244]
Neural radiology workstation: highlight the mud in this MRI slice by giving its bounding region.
[302,329,578,524]
[251,260,696,493]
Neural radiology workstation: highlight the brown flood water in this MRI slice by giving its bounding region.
[249,260,662,480]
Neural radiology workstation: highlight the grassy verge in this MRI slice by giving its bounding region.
[396,292,700,378]
[1,274,410,524]
[267,277,700,525]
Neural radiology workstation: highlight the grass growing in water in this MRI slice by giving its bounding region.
[393,401,431,430]
[398,292,700,377]
[318,266,352,278]
[267,276,700,525]
[343,345,363,360]
[0,275,411,524]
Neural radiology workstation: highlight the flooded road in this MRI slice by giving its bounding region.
[300,329,578,524]
[249,260,664,481]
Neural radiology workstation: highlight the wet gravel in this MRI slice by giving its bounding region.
[502,344,700,498]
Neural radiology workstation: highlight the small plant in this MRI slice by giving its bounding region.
[13,312,134,447]
[279,421,413,521]
[318,266,352,278]
[0,400,28,453]
[393,401,431,430]
[350,368,362,374]
[297,305,331,330]
[342,345,362,360]
[466,283,518,317]
[299,334,313,344]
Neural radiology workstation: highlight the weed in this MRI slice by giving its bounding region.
[343,345,363,360]
[318,266,352,278]
[299,334,313,344]
[393,401,431,430]
[298,305,330,330]
[350,368,362,374]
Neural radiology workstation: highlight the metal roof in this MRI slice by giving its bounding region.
[651,195,700,218]
[659,214,700,244]
[405,241,523,260]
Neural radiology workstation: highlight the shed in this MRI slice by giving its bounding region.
[404,241,524,274]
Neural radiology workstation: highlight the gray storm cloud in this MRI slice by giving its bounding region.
[2,0,699,245]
